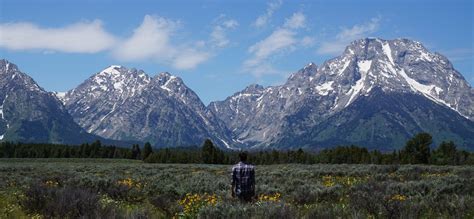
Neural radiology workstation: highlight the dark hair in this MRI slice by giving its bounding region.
[239,152,248,162]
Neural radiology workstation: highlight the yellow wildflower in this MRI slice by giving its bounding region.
[44,180,59,187]
[257,193,281,202]
[390,194,407,202]
[177,193,219,217]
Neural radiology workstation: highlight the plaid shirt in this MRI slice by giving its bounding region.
[231,162,255,196]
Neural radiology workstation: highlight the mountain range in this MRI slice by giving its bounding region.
[1,38,473,151]
[60,66,236,149]
[209,38,474,150]
[0,60,131,145]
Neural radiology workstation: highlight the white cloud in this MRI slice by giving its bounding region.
[253,0,282,28]
[0,14,238,70]
[222,20,239,29]
[210,17,239,48]
[336,17,379,40]
[248,28,296,61]
[283,12,306,29]
[317,17,380,55]
[0,20,117,53]
[113,15,212,70]
[113,15,178,61]
[244,13,307,77]
[172,48,211,70]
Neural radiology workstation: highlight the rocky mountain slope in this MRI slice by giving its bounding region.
[0,60,106,144]
[62,66,236,148]
[2,38,472,150]
[209,38,474,150]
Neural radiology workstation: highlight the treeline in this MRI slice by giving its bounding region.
[1,133,473,165]
[144,134,474,165]
[0,141,133,159]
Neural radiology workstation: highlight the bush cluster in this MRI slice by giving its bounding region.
[0,159,472,218]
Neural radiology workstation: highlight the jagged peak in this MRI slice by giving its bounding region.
[0,59,19,73]
[98,65,125,76]
[0,60,45,93]
[287,62,318,82]
[92,65,150,83]
[344,37,428,53]
[155,72,182,84]
[243,84,264,93]
[157,72,172,77]
[73,65,152,96]
[152,72,186,95]
[304,62,317,69]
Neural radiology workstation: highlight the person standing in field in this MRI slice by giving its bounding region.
[231,152,255,202]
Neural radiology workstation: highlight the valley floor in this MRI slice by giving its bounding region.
[0,159,473,218]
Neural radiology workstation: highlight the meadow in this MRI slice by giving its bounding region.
[0,159,473,218]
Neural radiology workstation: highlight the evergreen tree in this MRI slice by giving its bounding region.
[402,132,432,164]
[202,139,212,163]
[201,139,224,164]
[431,141,458,165]
[142,142,153,160]
[131,144,141,160]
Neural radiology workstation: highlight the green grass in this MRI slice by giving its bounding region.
[1,159,473,218]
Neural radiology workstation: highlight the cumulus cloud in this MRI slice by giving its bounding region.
[113,15,178,61]
[113,15,226,70]
[253,0,282,28]
[1,14,238,70]
[317,17,381,55]
[244,12,307,77]
[0,20,117,53]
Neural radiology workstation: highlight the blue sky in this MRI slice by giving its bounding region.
[0,0,472,104]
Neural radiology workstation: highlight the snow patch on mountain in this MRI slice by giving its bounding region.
[339,58,351,75]
[63,65,237,148]
[382,42,394,65]
[345,60,372,107]
[160,75,177,93]
[0,104,4,120]
[1,93,9,135]
[358,60,372,73]
[99,65,122,76]
[315,81,334,96]
[218,137,234,149]
[54,92,67,103]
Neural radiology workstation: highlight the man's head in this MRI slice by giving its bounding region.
[239,151,248,162]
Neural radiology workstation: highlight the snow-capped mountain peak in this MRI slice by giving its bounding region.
[209,38,473,149]
[99,65,122,76]
[308,38,473,118]
[62,65,236,148]
[1,59,19,73]
[0,60,104,144]
[0,59,47,94]
[156,72,180,87]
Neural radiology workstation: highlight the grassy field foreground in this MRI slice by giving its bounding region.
[0,159,473,218]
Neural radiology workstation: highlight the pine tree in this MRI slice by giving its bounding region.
[432,141,457,165]
[201,139,224,164]
[202,139,214,164]
[402,132,432,164]
[142,142,153,160]
[131,144,141,160]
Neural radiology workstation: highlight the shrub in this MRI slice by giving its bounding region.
[149,193,179,216]
[22,183,100,218]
